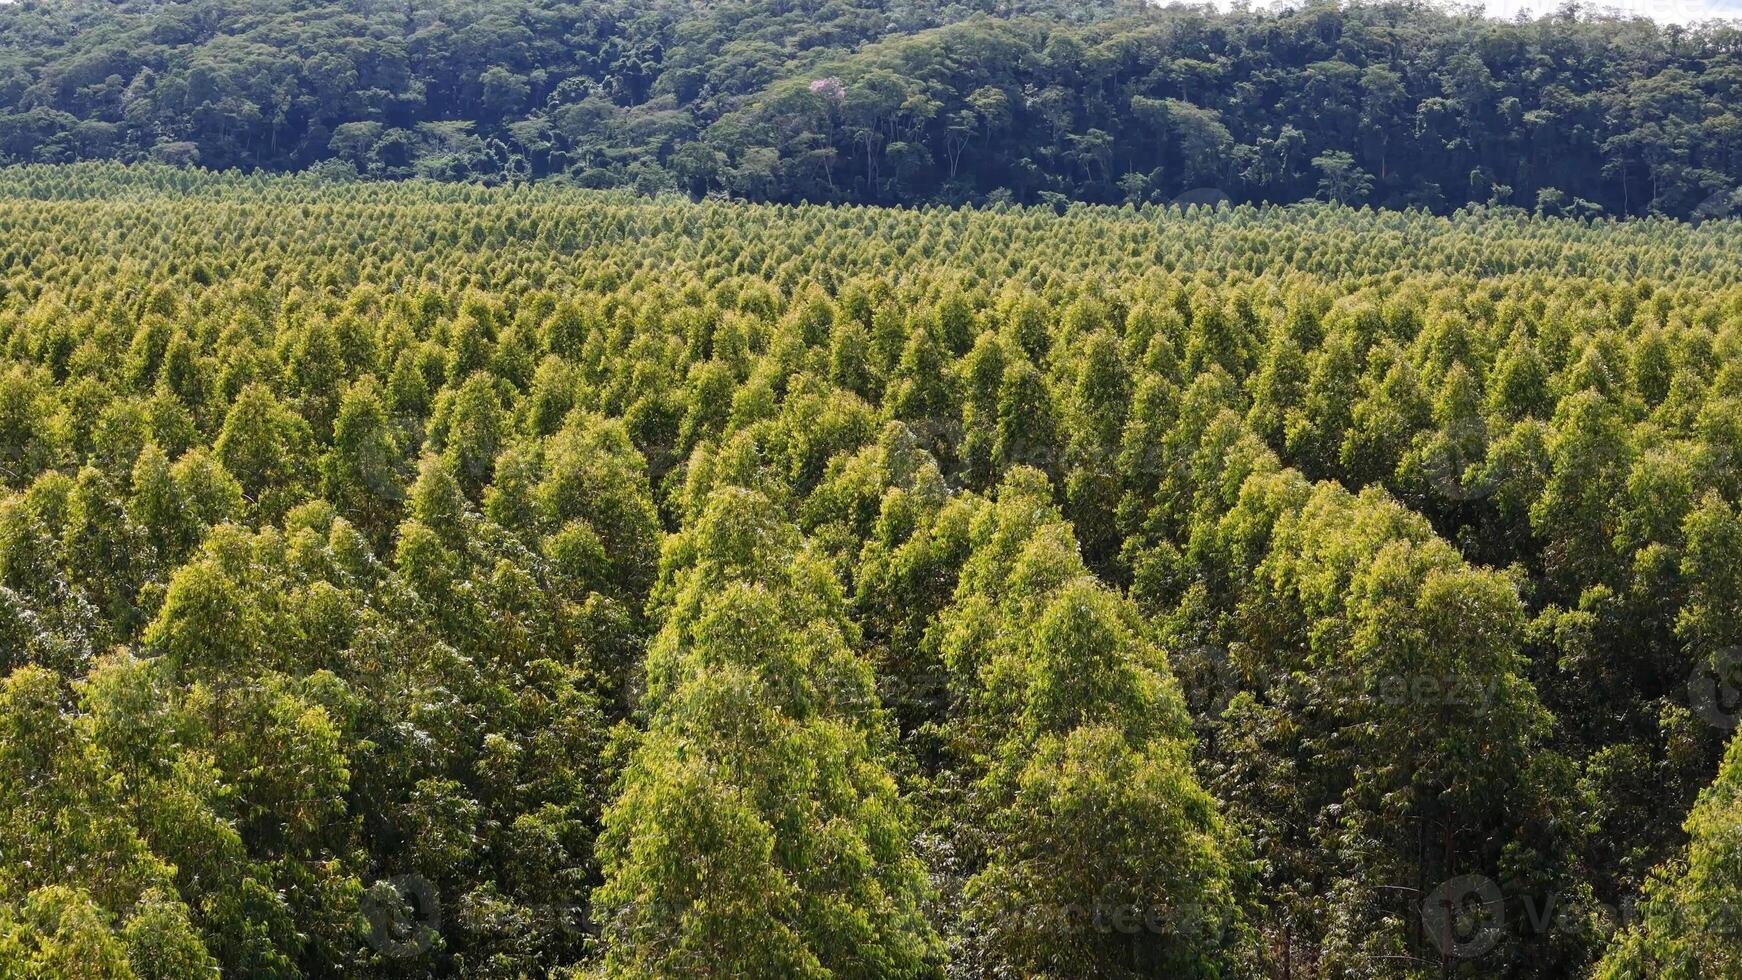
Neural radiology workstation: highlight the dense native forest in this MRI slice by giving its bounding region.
[0,164,1737,978]
[4,0,1742,217]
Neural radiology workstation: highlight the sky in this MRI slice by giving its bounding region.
[1208,0,1742,22]
[1475,0,1742,21]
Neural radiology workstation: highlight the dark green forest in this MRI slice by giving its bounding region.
[0,165,1738,977]
[3,0,1742,216]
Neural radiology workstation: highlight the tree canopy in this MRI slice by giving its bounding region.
[0,164,1739,976]
[2,0,1742,217]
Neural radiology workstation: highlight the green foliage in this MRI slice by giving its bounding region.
[0,166,1734,977]
[3,1,1742,216]
[596,487,939,978]
[1596,729,1742,978]
[932,471,1247,977]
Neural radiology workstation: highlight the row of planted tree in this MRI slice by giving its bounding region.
[0,165,1737,977]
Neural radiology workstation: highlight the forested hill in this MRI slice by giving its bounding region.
[3,0,1742,216]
